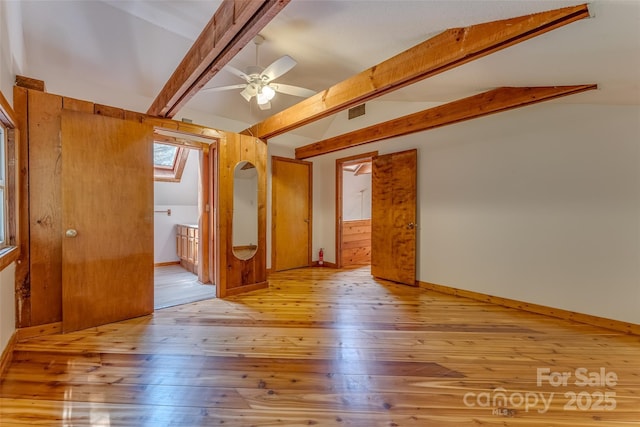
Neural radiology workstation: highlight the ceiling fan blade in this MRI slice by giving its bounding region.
[225,64,250,81]
[240,87,253,102]
[258,101,271,111]
[261,55,296,82]
[200,83,247,93]
[271,83,316,98]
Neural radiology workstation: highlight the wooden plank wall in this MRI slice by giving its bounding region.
[13,85,220,328]
[217,133,267,297]
[341,219,371,267]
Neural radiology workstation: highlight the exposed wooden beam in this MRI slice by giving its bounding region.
[295,85,597,160]
[244,4,590,140]
[148,0,290,118]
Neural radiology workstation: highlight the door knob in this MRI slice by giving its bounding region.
[65,229,78,238]
[407,222,416,230]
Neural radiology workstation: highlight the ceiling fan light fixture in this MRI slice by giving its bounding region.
[257,85,276,105]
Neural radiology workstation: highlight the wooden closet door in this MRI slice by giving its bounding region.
[61,111,154,332]
[272,156,312,271]
[371,149,417,286]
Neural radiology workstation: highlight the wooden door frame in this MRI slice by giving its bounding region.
[335,151,377,269]
[271,156,313,271]
[152,130,217,284]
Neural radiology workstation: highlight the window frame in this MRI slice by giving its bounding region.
[0,90,20,271]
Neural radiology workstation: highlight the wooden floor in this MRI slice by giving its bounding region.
[1,267,639,426]
[154,264,215,309]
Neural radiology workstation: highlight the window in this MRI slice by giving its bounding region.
[0,90,19,270]
[153,142,189,182]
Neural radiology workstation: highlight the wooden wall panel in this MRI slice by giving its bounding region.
[15,87,222,328]
[13,87,31,327]
[28,90,63,325]
[341,219,371,267]
[216,133,267,297]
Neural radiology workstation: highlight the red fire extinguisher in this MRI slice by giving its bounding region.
[318,248,324,266]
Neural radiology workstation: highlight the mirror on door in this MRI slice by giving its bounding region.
[233,161,258,260]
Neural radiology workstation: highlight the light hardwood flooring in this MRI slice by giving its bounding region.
[154,264,215,309]
[1,267,639,426]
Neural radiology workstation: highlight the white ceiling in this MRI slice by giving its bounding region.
[16,0,640,144]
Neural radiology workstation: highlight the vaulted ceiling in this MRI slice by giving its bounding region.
[15,1,640,147]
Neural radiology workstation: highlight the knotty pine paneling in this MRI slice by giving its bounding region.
[341,219,371,267]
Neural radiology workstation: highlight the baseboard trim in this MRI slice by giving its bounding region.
[0,332,17,376]
[154,261,180,267]
[224,281,269,297]
[311,261,337,268]
[15,321,63,341]
[419,281,640,335]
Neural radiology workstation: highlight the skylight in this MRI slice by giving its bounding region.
[153,143,189,182]
[154,143,178,168]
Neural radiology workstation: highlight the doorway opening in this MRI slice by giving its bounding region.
[335,151,377,269]
[153,130,216,309]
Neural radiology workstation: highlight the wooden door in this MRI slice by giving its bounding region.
[371,149,417,286]
[272,156,312,271]
[61,111,154,332]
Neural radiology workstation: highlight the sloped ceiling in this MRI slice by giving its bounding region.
[16,0,640,145]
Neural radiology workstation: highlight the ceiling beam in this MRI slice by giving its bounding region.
[243,4,590,140]
[295,85,597,160]
[147,0,290,118]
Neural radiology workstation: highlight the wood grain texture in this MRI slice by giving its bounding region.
[216,133,267,297]
[14,75,45,92]
[199,146,212,284]
[12,86,30,325]
[28,90,64,326]
[2,266,639,426]
[371,150,417,286]
[16,87,223,329]
[61,111,154,332]
[147,0,290,117]
[342,219,371,267]
[271,156,312,272]
[243,4,591,140]
[295,85,597,159]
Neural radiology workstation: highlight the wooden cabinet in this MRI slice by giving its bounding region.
[176,224,198,274]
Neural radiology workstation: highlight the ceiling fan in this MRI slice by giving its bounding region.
[201,35,316,110]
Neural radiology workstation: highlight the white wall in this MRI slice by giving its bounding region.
[0,0,24,105]
[307,102,640,325]
[343,170,371,221]
[154,149,200,263]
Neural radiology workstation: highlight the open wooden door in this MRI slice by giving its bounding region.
[61,111,154,332]
[272,156,312,271]
[371,149,417,286]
